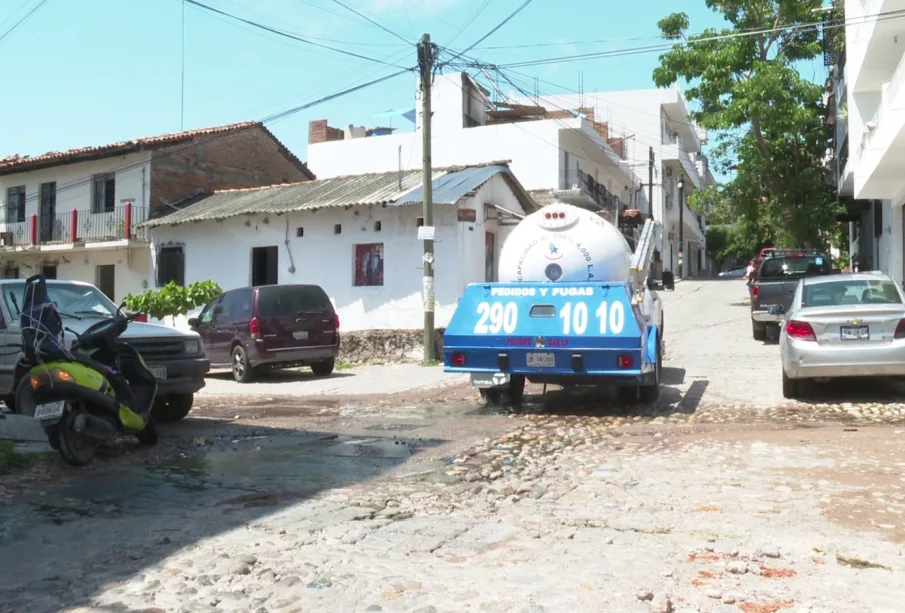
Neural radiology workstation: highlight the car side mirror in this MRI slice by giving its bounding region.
[187,317,199,328]
[768,305,784,316]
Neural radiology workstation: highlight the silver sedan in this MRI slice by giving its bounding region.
[774,272,905,398]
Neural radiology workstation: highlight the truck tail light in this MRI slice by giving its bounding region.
[617,354,633,369]
[450,352,466,367]
[249,316,260,339]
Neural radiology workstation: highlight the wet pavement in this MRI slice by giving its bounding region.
[0,280,904,612]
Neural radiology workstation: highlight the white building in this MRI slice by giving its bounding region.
[140,163,537,331]
[836,0,905,282]
[0,122,313,302]
[307,72,716,278]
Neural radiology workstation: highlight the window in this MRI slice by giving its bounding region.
[92,173,116,214]
[3,267,18,279]
[759,255,831,279]
[218,289,253,321]
[199,296,222,324]
[5,186,25,223]
[95,264,115,300]
[258,285,332,316]
[416,217,424,227]
[803,280,902,307]
[354,243,383,287]
[296,227,304,237]
[373,221,381,232]
[334,224,342,234]
[157,246,185,286]
[42,265,57,279]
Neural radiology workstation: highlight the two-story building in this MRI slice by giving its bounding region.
[306,72,715,279]
[0,122,313,302]
[306,72,647,235]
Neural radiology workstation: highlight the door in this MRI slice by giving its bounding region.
[39,182,56,243]
[95,265,115,301]
[41,265,57,279]
[195,295,224,365]
[255,285,336,351]
[214,288,253,361]
[485,232,495,282]
[251,246,278,286]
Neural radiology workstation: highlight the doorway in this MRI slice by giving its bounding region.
[485,232,495,282]
[39,182,56,243]
[251,246,278,286]
[41,265,57,279]
[96,264,115,300]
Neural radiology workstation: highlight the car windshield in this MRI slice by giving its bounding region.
[1,282,117,318]
[803,280,902,307]
[257,286,333,317]
[759,255,831,279]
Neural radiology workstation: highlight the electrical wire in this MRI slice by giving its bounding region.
[443,0,536,65]
[184,0,410,68]
[327,0,412,45]
[11,66,416,208]
[0,0,50,47]
[446,0,493,47]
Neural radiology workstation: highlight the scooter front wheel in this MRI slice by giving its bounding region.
[56,409,97,466]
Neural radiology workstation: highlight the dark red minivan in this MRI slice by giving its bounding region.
[189,284,340,383]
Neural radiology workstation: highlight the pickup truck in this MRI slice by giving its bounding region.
[0,279,210,422]
[750,251,834,341]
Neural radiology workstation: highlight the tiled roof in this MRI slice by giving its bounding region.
[139,162,538,228]
[0,121,313,178]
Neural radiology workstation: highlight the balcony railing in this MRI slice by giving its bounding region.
[559,169,618,211]
[0,204,149,249]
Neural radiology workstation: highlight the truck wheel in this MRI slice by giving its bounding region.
[480,388,503,406]
[752,321,766,341]
[639,338,662,403]
[152,394,194,423]
[782,371,799,399]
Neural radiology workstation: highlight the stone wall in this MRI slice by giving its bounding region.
[338,329,446,364]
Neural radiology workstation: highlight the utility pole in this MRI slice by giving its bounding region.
[418,33,436,363]
[648,146,654,220]
[677,176,685,279]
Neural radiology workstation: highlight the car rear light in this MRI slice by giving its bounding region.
[450,352,466,367]
[133,313,147,323]
[786,319,816,341]
[249,316,260,340]
[895,319,905,339]
[616,354,633,369]
[751,285,759,298]
[333,313,340,329]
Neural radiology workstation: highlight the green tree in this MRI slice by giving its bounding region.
[653,0,841,249]
[688,185,733,225]
[705,225,731,271]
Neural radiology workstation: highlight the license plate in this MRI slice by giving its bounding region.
[149,366,167,379]
[34,400,65,421]
[527,352,555,368]
[840,325,869,340]
[293,330,309,340]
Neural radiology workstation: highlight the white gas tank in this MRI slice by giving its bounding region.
[498,202,632,283]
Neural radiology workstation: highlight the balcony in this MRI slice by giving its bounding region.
[0,204,149,251]
[554,169,618,212]
[661,137,703,189]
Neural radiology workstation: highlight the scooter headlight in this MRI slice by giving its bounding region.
[184,339,202,355]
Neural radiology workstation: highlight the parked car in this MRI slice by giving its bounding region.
[0,279,209,422]
[190,284,340,383]
[719,265,747,278]
[773,272,905,398]
[750,250,834,341]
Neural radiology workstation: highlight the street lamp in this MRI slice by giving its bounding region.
[677,177,684,278]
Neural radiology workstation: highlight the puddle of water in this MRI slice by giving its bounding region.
[363,423,422,432]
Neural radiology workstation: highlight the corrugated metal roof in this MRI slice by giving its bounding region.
[395,164,507,206]
[140,163,537,228]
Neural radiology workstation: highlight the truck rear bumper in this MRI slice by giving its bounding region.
[751,309,780,323]
[454,367,656,389]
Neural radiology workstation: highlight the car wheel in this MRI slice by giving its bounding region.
[152,394,194,423]
[311,359,335,377]
[752,321,766,341]
[232,345,255,383]
[782,371,799,399]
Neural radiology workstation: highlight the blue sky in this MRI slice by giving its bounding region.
[1,0,830,174]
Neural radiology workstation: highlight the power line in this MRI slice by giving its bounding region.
[446,0,493,47]
[443,7,905,70]
[443,0,536,65]
[327,0,411,45]
[184,0,410,68]
[11,67,415,208]
[0,0,50,47]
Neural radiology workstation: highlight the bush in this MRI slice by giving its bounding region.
[123,280,222,322]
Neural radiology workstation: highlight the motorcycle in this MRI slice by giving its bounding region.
[16,273,159,466]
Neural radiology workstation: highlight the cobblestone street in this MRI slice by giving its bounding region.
[1,280,904,613]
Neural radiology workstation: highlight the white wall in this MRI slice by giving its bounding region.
[149,174,526,331]
[0,153,152,230]
[1,246,150,303]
